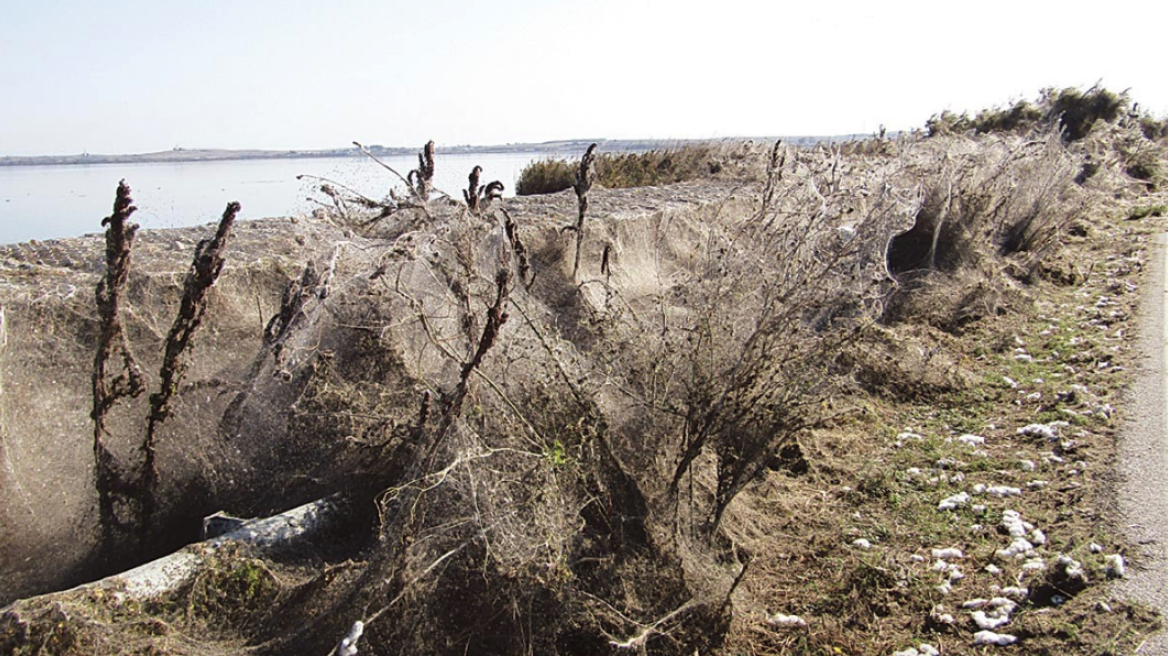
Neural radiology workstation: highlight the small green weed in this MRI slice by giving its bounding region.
[544,440,571,469]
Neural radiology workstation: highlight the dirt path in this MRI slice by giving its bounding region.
[1118,232,1168,654]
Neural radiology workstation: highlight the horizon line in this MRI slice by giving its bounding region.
[0,132,886,163]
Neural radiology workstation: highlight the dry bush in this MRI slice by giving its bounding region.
[514,157,577,195]
[599,141,921,529]
[924,84,1168,181]
[884,131,1088,331]
[1072,118,1167,193]
[184,136,920,655]
[299,142,442,236]
[9,117,1144,655]
[516,142,763,195]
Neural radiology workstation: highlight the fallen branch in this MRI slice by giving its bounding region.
[0,495,343,607]
[607,597,702,650]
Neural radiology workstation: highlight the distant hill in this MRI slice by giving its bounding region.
[0,135,866,167]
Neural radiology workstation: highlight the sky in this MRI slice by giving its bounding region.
[2,0,1166,156]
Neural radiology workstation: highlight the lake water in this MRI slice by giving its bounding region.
[0,151,570,245]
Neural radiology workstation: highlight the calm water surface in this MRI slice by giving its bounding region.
[0,152,567,245]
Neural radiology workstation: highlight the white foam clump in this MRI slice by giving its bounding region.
[896,432,924,447]
[974,630,1018,646]
[933,560,956,572]
[932,547,963,560]
[1027,480,1049,489]
[972,611,1009,630]
[335,621,364,656]
[1031,529,1047,545]
[938,492,971,511]
[853,538,872,549]
[984,564,1002,575]
[1019,459,1036,471]
[996,538,1035,559]
[1058,555,1083,578]
[1021,558,1046,571]
[1105,554,1126,578]
[1001,510,1033,537]
[958,434,986,446]
[1018,424,1058,441]
[893,645,939,656]
[999,586,1028,599]
[970,597,1017,630]
[990,597,1017,611]
[984,485,1022,498]
[766,612,807,628]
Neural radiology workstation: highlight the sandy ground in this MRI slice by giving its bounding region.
[1118,232,1168,654]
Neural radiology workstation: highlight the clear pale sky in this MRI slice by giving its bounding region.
[2,0,1165,156]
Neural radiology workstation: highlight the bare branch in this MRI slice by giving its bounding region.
[571,143,598,277]
[91,180,146,541]
[140,201,240,528]
[353,141,414,191]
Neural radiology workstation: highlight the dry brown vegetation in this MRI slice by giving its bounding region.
[2,90,1168,655]
[515,142,762,195]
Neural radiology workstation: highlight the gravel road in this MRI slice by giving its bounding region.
[1118,233,1168,654]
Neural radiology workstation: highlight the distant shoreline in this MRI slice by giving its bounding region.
[0,136,858,167]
